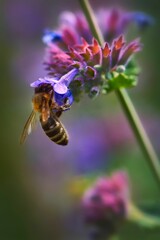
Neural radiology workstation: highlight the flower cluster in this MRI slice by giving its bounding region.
[82,171,129,238]
[30,8,151,107]
[31,35,141,105]
[43,9,153,46]
[97,8,154,41]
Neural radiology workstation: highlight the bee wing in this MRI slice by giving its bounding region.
[20,110,37,144]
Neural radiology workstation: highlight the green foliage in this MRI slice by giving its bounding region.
[102,62,140,94]
[128,203,160,228]
[104,71,137,93]
[124,59,141,76]
[108,71,138,91]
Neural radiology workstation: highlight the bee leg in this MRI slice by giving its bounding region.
[55,110,63,118]
[55,104,70,118]
[61,103,71,111]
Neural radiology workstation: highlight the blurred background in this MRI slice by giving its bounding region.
[1,0,160,239]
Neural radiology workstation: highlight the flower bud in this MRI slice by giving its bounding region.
[82,171,129,238]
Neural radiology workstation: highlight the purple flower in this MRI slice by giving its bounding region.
[58,11,92,45]
[56,8,153,47]
[53,68,79,94]
[42,29,62,45]
[82,171,129,237]
[36,35,141,105]
[53,9,153,46]
[44,44,73,75]
[54,90,73,106]
[31,68,78,93]
[129,11,154,30]
[118,38,142,65]
[29,7,147,108]
[31,68,79,106]
[30,77,58,88]
[68,35,142,75]
[97,8,153,42]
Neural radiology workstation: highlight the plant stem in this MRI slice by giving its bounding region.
[115,89,160,183]
[79,0,104,45]
[79,0,160,188]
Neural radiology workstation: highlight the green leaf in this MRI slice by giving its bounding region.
[128,202,160,228]
[104,71,138,93]
[125,59,141,76]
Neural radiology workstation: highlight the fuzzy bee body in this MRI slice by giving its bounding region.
[40,113,68,145]
[20,89,70,146]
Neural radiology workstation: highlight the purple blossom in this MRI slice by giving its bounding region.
[31,68,79,106]
[118,38,142,65]
[31,68,78,93]
[30,77,58,88]
[54,68,79,94]
[128,11,154,30]
[54,90,74,106]
[42,9,152,47]
[42,29,62,45]
[58,11,92,45]
[33,34,141,106]
[47,9,153,47]
[82,171,129,237]
[30,7,147,108]
[44,44,73,75]
[67,35,141,76]
[97,8,153,42]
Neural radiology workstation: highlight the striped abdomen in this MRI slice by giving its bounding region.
[40,114,68,145]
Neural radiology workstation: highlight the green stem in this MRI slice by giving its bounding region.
[79,0,160,188]
[79,0,104,45]
[116,89,160,184]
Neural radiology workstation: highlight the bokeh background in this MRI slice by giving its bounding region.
[1,0,160,239]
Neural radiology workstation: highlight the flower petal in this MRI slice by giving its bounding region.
[54,83,68,94]
[54,90,74,106]
[30,77,59,88]
[131,12,154,29]
[42,29,62,45]
[30,79,43,87]
[58,68,79,86]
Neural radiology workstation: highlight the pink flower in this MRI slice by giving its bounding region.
[82,171,129,236]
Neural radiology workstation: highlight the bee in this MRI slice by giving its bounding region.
[20,85,70,146]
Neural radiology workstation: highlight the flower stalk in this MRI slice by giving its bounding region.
[79,0,160,188]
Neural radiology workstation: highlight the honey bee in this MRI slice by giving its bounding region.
[20,85,70,145]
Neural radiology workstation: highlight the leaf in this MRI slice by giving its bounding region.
[128,202,160,228]
[125,59,141,76]
[104,71,138,93]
